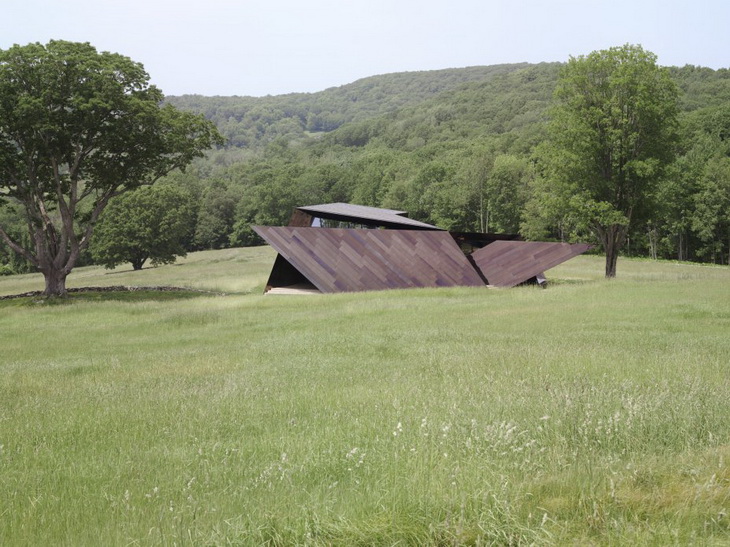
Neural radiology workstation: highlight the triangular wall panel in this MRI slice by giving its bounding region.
[253,226,484,293]
[471,240,592,288]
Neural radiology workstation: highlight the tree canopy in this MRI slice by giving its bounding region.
[525,45,679,276]
[164,59,728,267]
[3,49,729,277]
[0,40,222,295]
[90,184,195,271]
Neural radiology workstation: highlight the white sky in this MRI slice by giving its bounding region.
[2,0,729,97]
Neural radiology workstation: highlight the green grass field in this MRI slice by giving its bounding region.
[1,249,729,545]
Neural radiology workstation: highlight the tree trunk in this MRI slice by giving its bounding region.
[647,227,658,260]
[42,267,69,297]
[597,224,628,278]
[33,222,76,296]
[605,244,619,278]
[677,232,687,261]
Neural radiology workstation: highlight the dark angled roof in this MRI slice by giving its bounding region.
[253,226,484,293]
[471,241,592,288]
[296,203,442,230]
[450,231,523,250]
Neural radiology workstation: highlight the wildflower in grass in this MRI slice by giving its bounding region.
[254,452,292,489]
[393,421,402,436]
[121,489,132,511]
[345,447,366,470]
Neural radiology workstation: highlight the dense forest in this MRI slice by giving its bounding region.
[2,61,730,274]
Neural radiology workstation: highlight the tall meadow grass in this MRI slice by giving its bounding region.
[1,251,729,544]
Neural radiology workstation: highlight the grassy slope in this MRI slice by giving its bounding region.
[1,251,729,545]
[0,246,276,298]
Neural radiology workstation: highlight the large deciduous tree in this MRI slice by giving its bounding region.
[0,40,222,295]
[90,184,195,271]
[528,44,679,277]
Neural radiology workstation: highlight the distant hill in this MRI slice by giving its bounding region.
[319,63,561,152]
[4,63,729,273]
[166,64,533,149]
[18,60,722,272]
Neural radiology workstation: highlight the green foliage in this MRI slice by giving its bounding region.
[5,51,730,269]
[692,156,730,261]
[485,154,532,233]
[0,207,33,274]
[0,40,222,295]
[669,65,730,112]
[528,45,680,276]
[192,180,238,250]
[90,184,196,270]
[651,102,730,263]
[166,65,530,152]
[86,60,730,267]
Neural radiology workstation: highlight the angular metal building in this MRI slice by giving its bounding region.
[254,203,591,294]
[253,226,485,293]
[470,240,592,288]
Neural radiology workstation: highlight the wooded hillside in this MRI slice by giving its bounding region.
[3,61,730,273]
[166,64,532,150]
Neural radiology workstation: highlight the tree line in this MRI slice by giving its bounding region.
[158,57,730,269]
[2,42,729,288]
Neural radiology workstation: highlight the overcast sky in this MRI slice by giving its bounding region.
[2,0,728,97]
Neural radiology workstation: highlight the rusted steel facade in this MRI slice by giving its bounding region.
[470,241,593,288]
[255,203,592,294]
[253,226,484,293]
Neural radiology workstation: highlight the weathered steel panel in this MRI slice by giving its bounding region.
[287,208,314,227]
[253,226,484,293]
[470,241,592,288]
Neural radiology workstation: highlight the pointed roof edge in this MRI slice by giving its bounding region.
[296,203,443,230]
